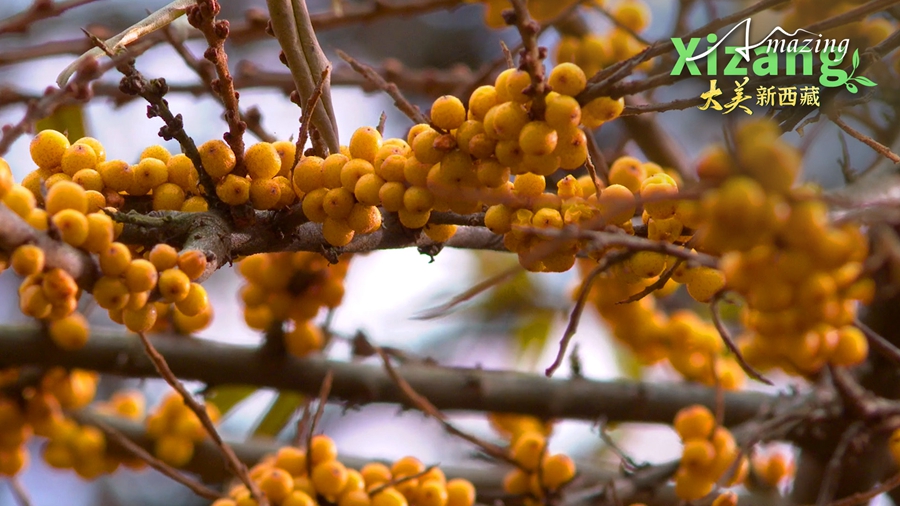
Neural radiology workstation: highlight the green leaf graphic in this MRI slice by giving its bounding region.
[852,48,860,69]
[854,76,877,87]
[846,82,858,94]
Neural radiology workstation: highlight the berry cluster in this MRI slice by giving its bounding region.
[672,405,746,501]
[488,414,576,503]
[751,449,794,489]
[694,120,872,374]
[555,0,653,78]
[145,391,222,467]
[238,252,349,357]
[473,0,582,29]
[219,435,477,506]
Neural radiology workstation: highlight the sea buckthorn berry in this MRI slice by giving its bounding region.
[293,156,326,193]
[100,242,132,277]
[582,96,625,129]
[153,183,186,211]
[96,160,133,192]
[46,180,87,215]
[284,491,317,506]
[513,173,546,199]
[398,208,430,229]
[545,94,582,130]
[685,267,725,303]
[20,284,52,318]
[92,276,130,310]
[42,268,77,302]
[831,326,868,366]
[349,127,382,163]
[505,70,533,103]
[890,428,900,465]
[52,209,90,247]
[2,161,21,199]
[681,439,716,473]
[309,434,338,465]
[533,208,564,229]
[149,244,178,271]
[323,153,350,189]
[323,217,355,247]
[403,187,435,213]
[173,304,213,334]
[175,283,208,316]
[412,128,444,164]
[181,196,209,212]
[72,168,104,192]
[177,250,207,281]
[123,303,158,333]
[511,431,546,471]
[615,0,651,32]
[312,460,349,498]
[424,223,457,243]
[273,446,306,475]
[141,144,171,163]
[341,159,375,193]
[674,469,714,501]
[431,95,466,130]
[48,313,89,350]
[541,454,576,490]
[30,129,70,169]
[26,208,49,231]
[347,203,382,234]
[245,142,281,180]
[167,154,200,192]
[158,269,191,303]
[548,63,587,96]
[74,137,106,163]
[445,479,475,506]
[598,184,636,224]
[487,102,529,141]
[250,177,281,210]
[45,172,72,189]
[154,435,194,467]
[608,156,646,193]
[674,405,715,440]
[417,480,448,506]
[641,176,679,220]
[60,143,98,177]
[216,174,251,206]
[468,86,499,120]
[198,139,237,179]
[273,140,297,177]
[372,488,408,506]
[133,157,169,194]
[373,182,403,213]
[323,188,356,220]
[302,188,329,223]
[260,468,294,503]
[712,491,738,506]
[124,259,158,293]
[519,121,558,156]
[11,245,44,276]
[273,176,295,208]
[376,154,408,183]
[361,462,392,487]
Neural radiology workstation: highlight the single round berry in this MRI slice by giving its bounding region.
[431,95,466,130]
[198,139,237,179]
[349,127,382,163]
[52,209,90,247]
[60,143,98,177]
[548,63,587,96]
[245,142,281,180]
[30,129,70,169]
[46,180,88,215]
[11,244,45,277]
[158,269,192,303]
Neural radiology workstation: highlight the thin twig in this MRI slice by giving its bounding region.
[583,129,606,194]
[369,465,440,496]
[7,478,33,506]
[337,49,429,125]
[827,468,900,506]
[710,294,773,386]
[854,319,900,367]
[91,417,224,501]
[506,0,548,119]
[296,66,332,165]
[305,370,334,477]
[135,332,267,506]
[546,259,614,377]
[375,347,517,466]
[376,111,388,136]
[816,421,866,506]
[830,114,900,164]
[413,265,523,320]
[837,131,857,183]
[618,258,683,305]
[499,41,514,69]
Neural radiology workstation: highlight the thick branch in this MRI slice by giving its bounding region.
[0,326,773,426]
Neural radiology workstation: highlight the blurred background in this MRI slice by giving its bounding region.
[0,0,886,504]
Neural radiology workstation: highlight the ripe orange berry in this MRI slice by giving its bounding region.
[141,144,171,163]
[11,244,45,276]
[431,95,466,130]
[831,326,868,366]
[46,180,88,215]
[504,70,533,103]
[323,188,356,220]
[244,142,281,180]
[511,431,546,471]
[175,283,208,316]
[259,468,295,503]
[582,96,624,128]
[123,259,158,293]
[445,479,475,506]
[60,143,98,177]
[154,435,194,467]
[0,158,13,199]
[309,434,338,465]
[30,129,70,169]
[181,196,209,212]
[250,177,281,210]
[323,217,355,246]
[349,127,382,163]
[354,173,386,206]
[158,268,191,303]
[100,242,132,277]
[216,174,251,206]
[96,160,133,193]
[674,405,715,440]
[92,276,130,310]
[198,139,236,179]
[167,154,200,193]
[347,203,382,234]
[323,153,350,189]
[541,454,576,490]
[273,446,306,475]
[177,250,207,281]
[468,86,499,120]
[52,209,90,247]
[312,460,349,498]
[302,188,330,223]
[379,181,407,213]
[133,157,169,194]
[548,63,587,96]
[49,313,89,350]
[153,182,186,211]
[294,156,326,193]
[71,168,104,192]
[123,303,158,333]
[74,137,106,163]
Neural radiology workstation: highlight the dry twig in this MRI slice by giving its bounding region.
[337,50,429,125]
[710,294,773,386]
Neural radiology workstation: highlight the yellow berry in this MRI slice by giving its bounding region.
[181,196,209,212]
[445,479,475,506]
[250,177,281,210]
[199,139,237,179]
[511,431,545,471]
[323,217,355,247]
[11,245,45,277]
[52,209,89,247]
[60,143,98,177]
[548,63,587,96]
[431,95,466,130]
[167,154,200,193]
[309,434,338,465]
[513,173,546,198]
[216,174,251,206]
[72,168,104,192]
[158,268,191,303]
[259,468,295,503]
[505,70,533,103]
[582,96,624,128]
[153,182,186,211]
[519,121,558,156]
[74,137,106,163]
[245,142,281,180]
[123,303,158,333]
[48,313,89,350]
[608,156,646,194]
[46,180,88,215]
[831,325,868,366]
[293,156,326,193]
[92,276,130,310]
[372,488,408,506]
[96,160,133,193]
[30,129,70,169]
[302,188,330,223]
[541,453,576,490]
[349,127,382,163]
[132,157,169,195]
[674,405,715,440]
[468,86,499,121]
[175,283,208,316]
[355,173,386,206]
[347,203,382,234]
[154,435,194,467]
[323,153,350,189]
[312,460,349,498]
[141,144,171,163]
